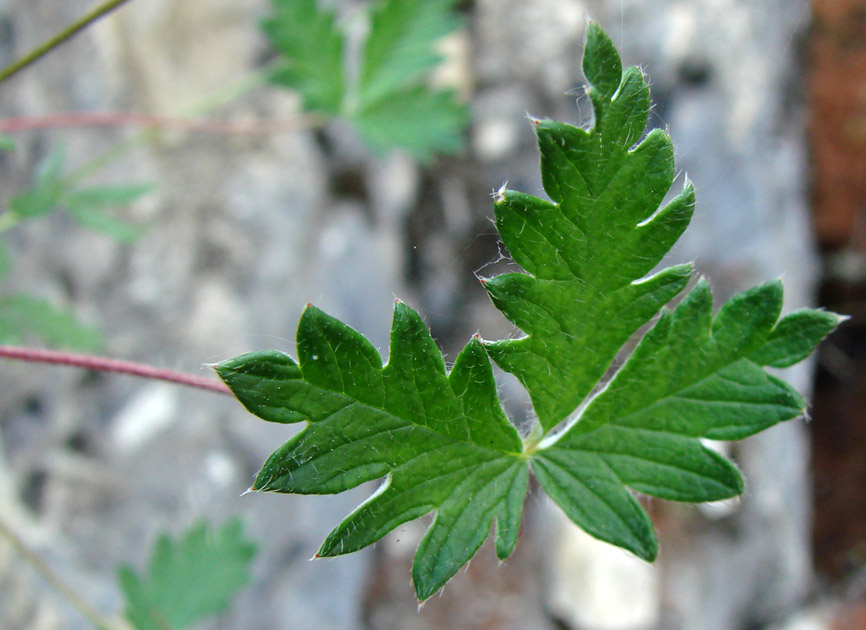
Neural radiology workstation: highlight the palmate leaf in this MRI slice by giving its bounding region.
[349,0,467,157]
[357,0,461,108]
[218,23,842,600]
[119,520,256,630]
[262,0,467,159]
[8,144,151,241]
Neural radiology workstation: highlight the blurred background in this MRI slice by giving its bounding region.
[0,0,864,628]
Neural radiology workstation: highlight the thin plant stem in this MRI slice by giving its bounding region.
[0,112,327,135]
[0,0,135,84]
[0,345,232,395]
[0,514,129,630]
[65,62,284,186]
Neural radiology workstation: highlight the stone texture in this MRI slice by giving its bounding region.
[0,1,823,629]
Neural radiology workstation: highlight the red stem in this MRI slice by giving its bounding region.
[0,345,232,395]
[0,112,325,135]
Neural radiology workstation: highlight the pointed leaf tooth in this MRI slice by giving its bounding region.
[384,302,466,438]
[494,190,582,281]
[318,473,438,557]
[711,280,783,358]
[750,308,845,368]
[623,182,695,279]
[449,337,522,452]
[298,305,385,405]
[583,22,623,103]
[606,129,675,227]
[215,351,308,424]
[572,426,746,501]
[252,408,397,494]
[598,66,650,146]
[535,119,594,205]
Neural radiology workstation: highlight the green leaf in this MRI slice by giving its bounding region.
[34,143,66,184]
[484,116,692,430]
[0,134,15,152]
[750,308,846,368]
[66,204,143,242]
[221,23,843,601]
[350,0,466,158]
[217,302,527,601]
[535,280,809,558]
[352,86,467,159]
[10,145,67,219]
[64,183,153,242]
[0,243,12,280]
[0,294,103,350]
[357,0,461,109]
[583,22,623,112]
[64,183,154,207]
[119,519,256,630]
[262,0,467,159]
[262,0,346,114]
[10,185,62,218]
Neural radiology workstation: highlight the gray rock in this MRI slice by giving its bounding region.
[0,1,820,629]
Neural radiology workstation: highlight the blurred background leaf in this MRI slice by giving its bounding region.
[64,183,153,242]
[262,0,346,114]
[263,0,468,160]
[0,294,103,350]
[8,146,152,240]
[118,520,257,630]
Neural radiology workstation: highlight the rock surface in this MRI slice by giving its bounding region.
[0,1,820,629]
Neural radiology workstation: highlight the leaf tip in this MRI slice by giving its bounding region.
[643,543,659,563]
[834,312,852,325]
[582,21,623,99]
[491,182,508,205]
[681,175,696,196]
[694,275,711,292]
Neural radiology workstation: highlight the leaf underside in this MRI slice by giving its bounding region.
[219,22,841,601]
